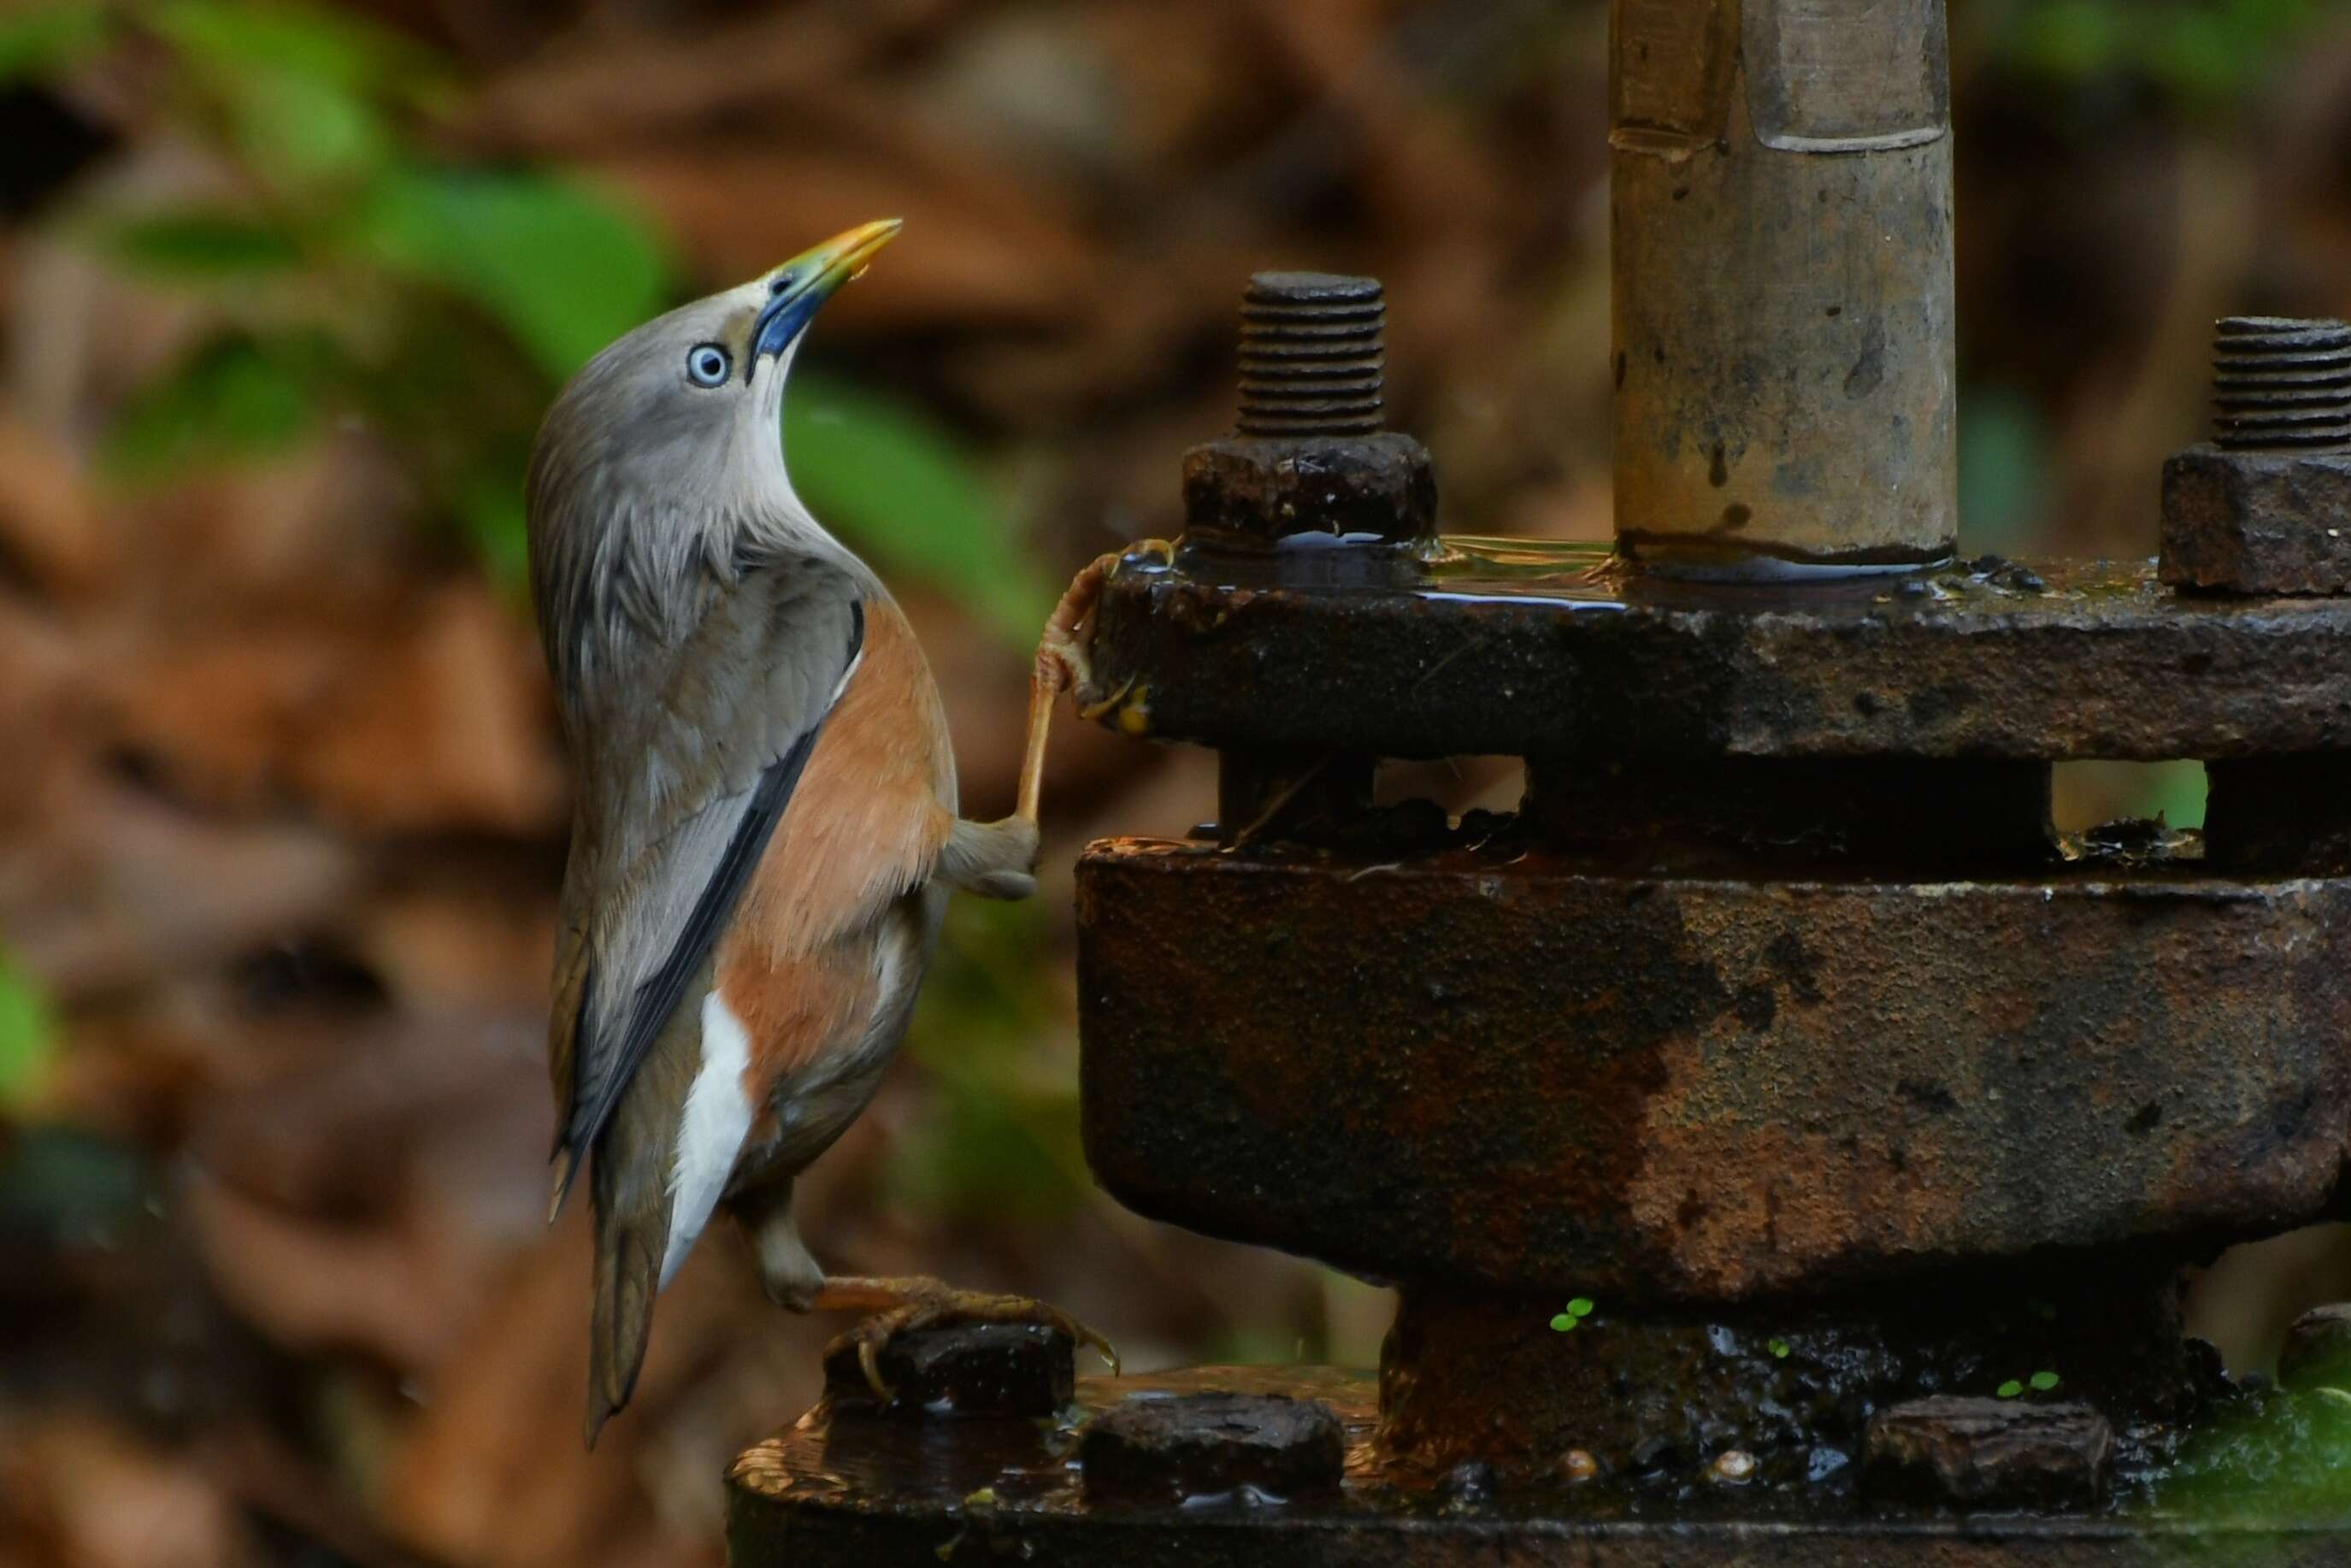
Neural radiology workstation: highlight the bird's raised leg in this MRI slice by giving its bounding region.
[941,546,1159,899]
[812,1276,1119,1399]
[1016,546,1163,826]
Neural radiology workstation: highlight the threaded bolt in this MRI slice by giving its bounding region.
[1237,272,1385,439]
[2213,316,2351,451]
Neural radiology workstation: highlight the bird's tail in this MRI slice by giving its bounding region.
[584,1119,674,1447]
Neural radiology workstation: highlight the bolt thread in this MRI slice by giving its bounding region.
[1237,271,1384,438]
[2213,316,2351,451]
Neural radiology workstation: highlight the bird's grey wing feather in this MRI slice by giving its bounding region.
[553,557,865,1183]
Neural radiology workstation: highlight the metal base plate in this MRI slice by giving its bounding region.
[727,1365,2351,1567]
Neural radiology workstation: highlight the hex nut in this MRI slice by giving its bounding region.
[821,1323,1074,1418]
[1181,433,1435,545]
[1864,1396,2113,1509]
[2277,1303,2351,1392]
[2160,444,2351,595]
[1080,1392,1345,1503]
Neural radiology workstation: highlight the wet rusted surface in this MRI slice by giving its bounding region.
[728,1364,2349,1566]
[1185,434,1435,546]
[820,1323,1074,1419]
[1075,835,2351,1303]
[1378,1266,2204,1479]
[1084,539,2351,760]
[2160,445,2351,595]
[1865,1398,2114,1510]
[1612,0,1955,569]
[1081,1392,1343,1502]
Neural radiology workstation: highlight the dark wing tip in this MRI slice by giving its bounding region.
[547,1147,577,1225]
[585,1227,658,1448]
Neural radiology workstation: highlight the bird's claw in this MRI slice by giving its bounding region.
[1037,542,1169,710]
[1077,675,1135,723]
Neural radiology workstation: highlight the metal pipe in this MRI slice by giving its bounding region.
[1611,0,1958,575]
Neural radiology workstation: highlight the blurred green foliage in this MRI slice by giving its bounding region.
[0,953,58,1111]
[788,374,1055,645]
[891,898,1087,1227]
[7,0,1048,637]
[1985,0,2347,109]
[0,3,109,85]
[1956,387,2051,555]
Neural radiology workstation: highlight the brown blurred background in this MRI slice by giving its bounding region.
[3,1,2350,1564]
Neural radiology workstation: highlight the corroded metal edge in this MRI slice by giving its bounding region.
[1086,546,2351,760]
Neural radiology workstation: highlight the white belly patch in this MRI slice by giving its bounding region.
[660,990,756,1287]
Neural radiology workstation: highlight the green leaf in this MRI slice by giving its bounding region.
[1768,1337,1791,1359]
[146,1,440,190]
[101,331,333,480]
[2030,1370,2061,1392]
[355,166,670,381]
[1997,1379,2024,1399]
[786,372,1050,647]
[0,3,109,86]
[146,0,432,96]
[0,955,56,1110]
[234,68,391,186]
[1550,1313,1578,1332]
[93,211,302,279]
[1567,1296,1595,1318]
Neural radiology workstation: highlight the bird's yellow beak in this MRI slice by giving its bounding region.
[790,218,902,294]
[751,219,902,360]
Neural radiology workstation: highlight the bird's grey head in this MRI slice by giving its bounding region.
[527,220,900,668]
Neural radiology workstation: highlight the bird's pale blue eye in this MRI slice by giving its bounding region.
[686,344,732,387]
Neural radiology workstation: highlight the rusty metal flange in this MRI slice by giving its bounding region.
[1084,540,2351,761]
[728,1365,2349,1567]
[1075,838,2351,1304]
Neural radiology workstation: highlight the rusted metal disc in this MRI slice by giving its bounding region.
[1075,839,2351,1305]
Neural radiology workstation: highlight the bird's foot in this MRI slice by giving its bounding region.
[813,1275,1119,1400]
[1017,541,1172,824]
[1034,551,1116,702]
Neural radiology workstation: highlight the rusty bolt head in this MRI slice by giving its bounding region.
[2277,1303,2351,1393]
[2161,317,2351,595]
[1080,1391,1344,1503]
[821,1323,1074,1418]
[2160,445,2351,594]
[1182,432,1436,547]
[1863,1396,2114,1510]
